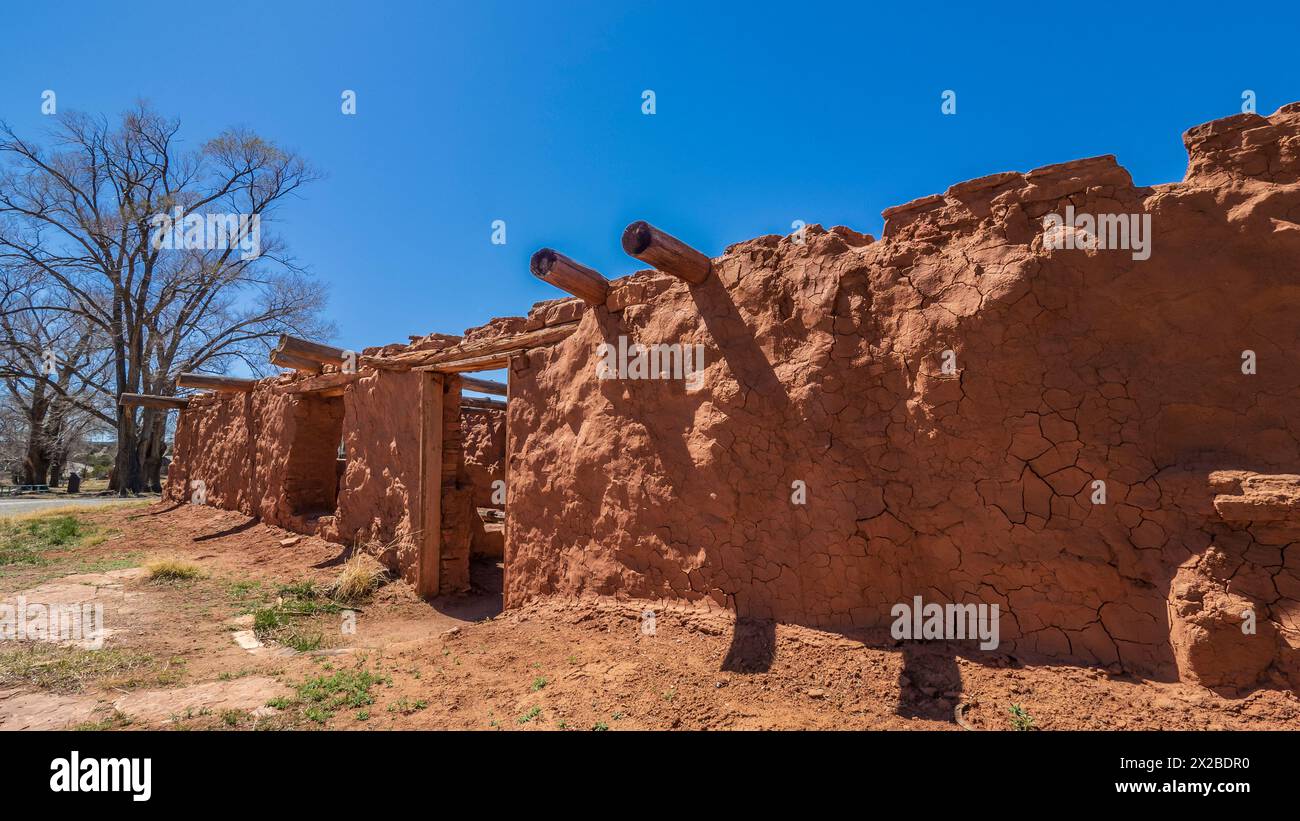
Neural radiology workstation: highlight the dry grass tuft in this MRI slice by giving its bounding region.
[146,557,204,582]
[329,553,388,604]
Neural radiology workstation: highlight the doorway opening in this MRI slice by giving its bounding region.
[283,394,346,521]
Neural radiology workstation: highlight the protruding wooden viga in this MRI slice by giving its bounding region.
[529,249,609,306]
[269,349,323,373]
[176,372,256,392]
[119,393,189,410]
[274,334,347,366]
[621,220,711,285]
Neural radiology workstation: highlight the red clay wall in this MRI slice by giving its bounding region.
[503,105,1300,691]
[167,371,477,594]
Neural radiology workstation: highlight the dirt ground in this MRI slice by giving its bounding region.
[1,502,1298,731]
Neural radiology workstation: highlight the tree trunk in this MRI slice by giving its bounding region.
[138,408,167,493]
[20,393,51,486]
[111,408,143,495]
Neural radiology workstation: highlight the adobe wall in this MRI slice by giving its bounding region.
[165,370,480,593]
[504,105,1300,691]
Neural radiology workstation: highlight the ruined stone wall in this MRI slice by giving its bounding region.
[504,105,1300,691]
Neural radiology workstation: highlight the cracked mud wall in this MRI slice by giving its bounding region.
[504,104,1300,691]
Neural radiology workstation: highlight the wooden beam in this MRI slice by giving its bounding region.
[276,371,359,395]
[176,372,257,393]
[269,349,323,373]
[119,393,189,410]
[406,321,580,371]
[462,396,507,411]
[621,220,711,285]
[459,375,507,396]
[529,249,609,305]
[275,334,347,366]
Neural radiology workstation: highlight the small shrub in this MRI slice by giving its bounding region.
[1008,704,1036,731]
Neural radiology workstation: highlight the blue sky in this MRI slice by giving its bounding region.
[4,0,1299,372]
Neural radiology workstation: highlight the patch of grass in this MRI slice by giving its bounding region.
[272,667,390,724]
[249,580,343,651]
[329,553,387,604]
[1008,704,1037,731]
[0,514,102,567]
[282,631,323,652]
[0,643,156,693]
[145,557,203,582]
[221,709,248,727]
[355,709,370,721]
[253,607,286,633]
[531,676,548,692]
[387,697,428,715]
[517,706,542,724]
[218,668,257,682]
[72,711,133,731]
[75,553,139,574]
[591,721,609,731]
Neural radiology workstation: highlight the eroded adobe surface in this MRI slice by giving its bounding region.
[505,104,1300,691]
[165,370,497,593]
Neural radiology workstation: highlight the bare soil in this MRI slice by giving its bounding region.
[1,503,1298,731]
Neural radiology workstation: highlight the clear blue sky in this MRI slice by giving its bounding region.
[5,1,1299,363]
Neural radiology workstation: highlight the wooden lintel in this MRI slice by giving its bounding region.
[177,372,257,393]
[415,351,515,373]
[119,393,189,410]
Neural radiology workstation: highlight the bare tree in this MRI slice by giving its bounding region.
[0,274,113,485]
[0,104,331,493]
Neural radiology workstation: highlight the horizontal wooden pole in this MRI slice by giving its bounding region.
[177,372,256,392]
[529,249,609,305]
[459,375,507,396]
[275,371,359,395]
[270,349,323,373]
[275,334,347,366]
[119,393,189,410]
[621,220,711,285]
[401,322,579,370]
[462,396,507,411]
[418,352,514,372]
